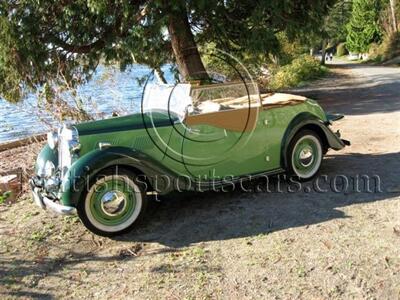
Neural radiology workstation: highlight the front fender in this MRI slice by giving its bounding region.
[35,144,58,175]
[60,147,178,206]
[281,112,346,169]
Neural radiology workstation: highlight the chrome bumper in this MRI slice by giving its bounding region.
[30,179,76,215]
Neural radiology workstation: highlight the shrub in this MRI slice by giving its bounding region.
[368,42,383,62]
[336,43,348,57]
[368,32,400,62]
[269,55,327,90]
[275,32,308,66]
[0,191,11,205]
[382,32,400,60]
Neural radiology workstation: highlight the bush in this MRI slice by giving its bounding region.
[275,32,308,66]
[368,42,383,62]
[382,32,400,60]
[336,43,348,57]
[368,32,400,62]
[0,191,11,205]
[269,55,328,90]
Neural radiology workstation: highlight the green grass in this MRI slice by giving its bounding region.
[0,191,11,204]
[29,224,55,242]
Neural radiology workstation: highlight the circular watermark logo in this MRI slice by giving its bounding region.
[140,47,262,181]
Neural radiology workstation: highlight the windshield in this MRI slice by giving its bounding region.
[189,81,261,115]
[142,81,261,119]
[142,83,192,120]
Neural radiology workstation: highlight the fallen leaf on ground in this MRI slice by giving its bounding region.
[393,226,400,237]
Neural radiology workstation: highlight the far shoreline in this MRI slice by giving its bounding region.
[0,134,46,153]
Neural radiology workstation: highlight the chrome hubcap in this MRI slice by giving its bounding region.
[299,147,314,167]
[100,191,127,217]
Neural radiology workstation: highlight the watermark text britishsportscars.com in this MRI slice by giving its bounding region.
[70,169,383,195]
[139,173,383,194]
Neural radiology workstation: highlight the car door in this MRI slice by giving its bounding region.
[162,83,275,182]
[180,106,263,180]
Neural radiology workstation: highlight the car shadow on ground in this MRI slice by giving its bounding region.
[0,250,140,300]
[1,152,399,299]
[115,151,400,248]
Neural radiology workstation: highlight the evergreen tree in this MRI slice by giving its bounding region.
[326,0,354,43]
[346,0,383,53]
[299,0,352,65]
[0,0,336,103]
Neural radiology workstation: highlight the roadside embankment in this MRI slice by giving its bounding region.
[0,139,45,193]
[0,134,45,153]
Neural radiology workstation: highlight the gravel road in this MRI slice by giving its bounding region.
[1,62,400,299]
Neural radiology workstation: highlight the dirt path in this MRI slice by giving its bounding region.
[1,63,400,299]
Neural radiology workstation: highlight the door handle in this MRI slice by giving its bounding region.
[188,127,201,134]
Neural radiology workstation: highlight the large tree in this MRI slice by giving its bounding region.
[346,0,383,53]
[303,0,353,65]
[325,0,353,43]
[0,0,336,103]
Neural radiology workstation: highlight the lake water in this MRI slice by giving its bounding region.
[0,64,174,143]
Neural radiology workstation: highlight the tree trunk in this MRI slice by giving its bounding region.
[390,0,398,32]
[321,40,327,65]
[167,6,209,82]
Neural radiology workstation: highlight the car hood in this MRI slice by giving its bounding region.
[75,110,177,136]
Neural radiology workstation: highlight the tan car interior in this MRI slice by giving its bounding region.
[184,82,307,132]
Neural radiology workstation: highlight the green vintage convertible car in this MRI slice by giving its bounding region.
[30,82,349,236]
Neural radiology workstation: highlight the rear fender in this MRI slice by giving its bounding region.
[281,112,346,169]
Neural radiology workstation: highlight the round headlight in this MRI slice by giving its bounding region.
[37,165,46,178]
[47,131,59,150]
[44,161,56,178]
[68,140,81,153]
